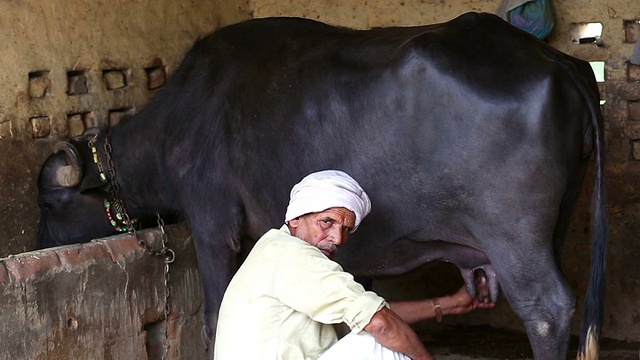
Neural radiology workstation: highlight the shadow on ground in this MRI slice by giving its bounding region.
[420,325,639,360]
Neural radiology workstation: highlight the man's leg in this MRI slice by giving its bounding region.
[318,332,411,360]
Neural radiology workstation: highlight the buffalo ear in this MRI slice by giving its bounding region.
[79,173,107,193]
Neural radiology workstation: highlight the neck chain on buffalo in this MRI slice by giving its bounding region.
[89,134,175,360]
[89,134,137,233]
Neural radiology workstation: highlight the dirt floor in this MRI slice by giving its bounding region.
[420,325,639,360]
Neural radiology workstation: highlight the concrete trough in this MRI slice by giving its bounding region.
[0,224,204,360]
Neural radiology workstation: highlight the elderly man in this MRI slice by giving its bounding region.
[214,170,492,360]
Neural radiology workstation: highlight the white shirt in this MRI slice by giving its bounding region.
[214,226,387,360]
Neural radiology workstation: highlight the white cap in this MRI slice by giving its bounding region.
[284,170,371,233]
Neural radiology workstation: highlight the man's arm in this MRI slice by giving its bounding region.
[389,286,495,325]
[364,307,434,360]
[335,287,494,340]
[362,287,494,359]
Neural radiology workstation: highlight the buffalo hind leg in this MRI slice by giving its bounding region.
[485,240,576,360]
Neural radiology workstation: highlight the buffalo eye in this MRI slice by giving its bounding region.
[39,190,72,213]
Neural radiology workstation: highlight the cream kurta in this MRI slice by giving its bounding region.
[214,226,387,360]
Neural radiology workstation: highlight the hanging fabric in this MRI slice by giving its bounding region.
[631,39,640,65]
[496,0,556,40]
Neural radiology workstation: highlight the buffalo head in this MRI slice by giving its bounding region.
[36,138,117,248]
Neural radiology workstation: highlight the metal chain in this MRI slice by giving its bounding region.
[102,141,133,237]
[97,134,175,360]
[157,214,175,360]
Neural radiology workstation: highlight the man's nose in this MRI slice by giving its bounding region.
[332,228,348,246]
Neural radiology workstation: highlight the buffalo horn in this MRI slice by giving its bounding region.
[53,142,82,187]
[81,127,101,138]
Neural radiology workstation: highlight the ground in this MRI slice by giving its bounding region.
[422,325,639,360]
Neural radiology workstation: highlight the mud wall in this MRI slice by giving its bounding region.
[0,0,638,352]
[0,2,248,359]
[0,0,251,256]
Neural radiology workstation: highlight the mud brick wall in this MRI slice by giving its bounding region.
[0,225,203,360]
[0,1,251,256]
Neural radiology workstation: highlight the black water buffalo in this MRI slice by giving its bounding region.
[37,12,606,360]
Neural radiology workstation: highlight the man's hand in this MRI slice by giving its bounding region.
[441,286,496,316]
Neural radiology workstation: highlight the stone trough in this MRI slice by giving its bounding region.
[0,224,204,360]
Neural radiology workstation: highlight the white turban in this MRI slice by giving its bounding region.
[284,170,372,233]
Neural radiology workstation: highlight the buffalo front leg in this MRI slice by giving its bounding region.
[192,231,239,359]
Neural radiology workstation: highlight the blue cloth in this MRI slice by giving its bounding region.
[496,0,556,39]
[631,39,640,65]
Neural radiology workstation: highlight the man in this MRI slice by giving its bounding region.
[214,170,493,359]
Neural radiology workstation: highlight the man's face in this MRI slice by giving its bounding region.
[288,207,356,258]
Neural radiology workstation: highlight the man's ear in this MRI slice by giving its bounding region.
[287,218,300,235]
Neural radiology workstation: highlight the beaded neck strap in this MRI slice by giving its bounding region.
[88,136,108,184]
[88,134,137,233]
[104,198,132,232]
